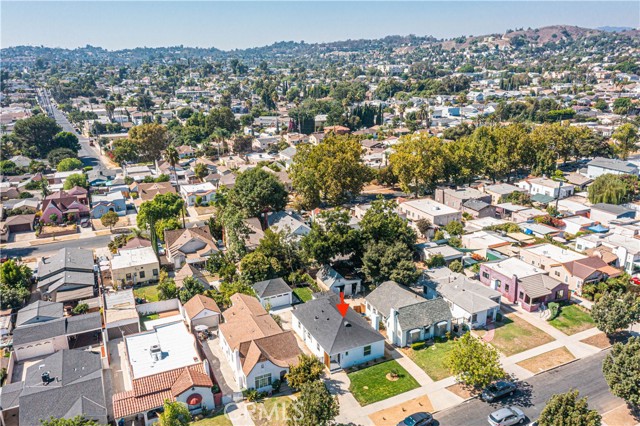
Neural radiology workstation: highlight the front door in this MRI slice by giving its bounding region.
[323,352,330,368]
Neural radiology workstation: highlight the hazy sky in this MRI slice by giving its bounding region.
[1,1,638,50]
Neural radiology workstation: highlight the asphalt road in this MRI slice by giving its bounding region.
[434,350,623,426]
[2,234,113,259]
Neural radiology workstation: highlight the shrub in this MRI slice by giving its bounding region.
[271,379,282,393]
[548,302,560,320]
[244,389,259,401]
[72,303,89,315]
[411,341,426,350]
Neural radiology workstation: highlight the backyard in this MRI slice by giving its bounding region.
[402,339,455,381]
[133,284,160,302]
[348,360,420,406]
[293,287,313,302]
[548,304,595,335]
[475,313,554,356]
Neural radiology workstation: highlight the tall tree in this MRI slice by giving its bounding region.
[537,390,601,426]
[128,123,169,162]
[389,134,445,195]
[362,241,420,286]
[445,332,505,388]
[301,209,360,265]
[12,115,63,156]
[286,381,339,426]
[588,174,637,205]
[359,198,416,250]
[612,123,638,160]
[591,291,639,335]
[137,193,184,252]
[164,144,180,189]
[228,168,288,219]
[100,211,120,231]
[603,337,640,407]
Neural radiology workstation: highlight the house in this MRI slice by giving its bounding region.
[578,232,640,274]
[266,211,311,240]
[112,321,214,425]
[420,244,464,265]
[165,226,218,268]
[292,293,384,370]
[219,294,302,391]
[424,268,501,329]
[37,248,96,303]
[110,246,160,286]
[516,177,574,200]
[180,182,216,206]
[365,281,452,347]
[176,144,197,158]
[103,290,141,340]
[12,311,102,361]
[461,231,514,259]
[0,350,108,426]
[564,172,593,191]
[590,203,636,226]
[434,187,492,211]
[558,257,622,295]
[481,183,526,204]
[183,294,221,330]
[479,258,569,312]
[519,222,562,239]
[316,265,362,296]
[175,263,209,289]
[519,244,587,271]
[253,278,293,309]
[397,198,462,228]
[557,199,591,217]
[15,300,63,328]
[90,191,127,219]
[131,181,176,204]
[2,214,35,234]
[41,188,90,223]
[461,199,495,219]
[586,157,638,179]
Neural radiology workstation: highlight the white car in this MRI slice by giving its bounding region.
[488,407,526,426]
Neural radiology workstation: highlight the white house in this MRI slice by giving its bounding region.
[183,294,221,330]
[180,182,216,206]
[397,198,462,228]
[253,278,293,309]
[516,177,574,200]
[585,157,638,179]
[292,293,385,371]
[316,265,362,296]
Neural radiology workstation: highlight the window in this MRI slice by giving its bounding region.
[139,271,145,279]
[482,272,490,279]
[254,373,272,389]
[556,290,565,299]
[554,271,560,277]
[126,273,132,280]
[316,343,320,351]
[153,269,159,276]
[471,313,477,323]
[505,283,510,292]
[496,280,501,288]
[519,291,524,300]
[363,345,372,356]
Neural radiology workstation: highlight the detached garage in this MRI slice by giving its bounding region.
[253,278,293,310]
[183,294,221,331]
[104,290,140,341]
[4,214,35,233]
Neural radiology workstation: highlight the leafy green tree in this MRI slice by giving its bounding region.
[155,217,181,241]
[0,161,17,175]
[0,259,31,309]
[537,390,601,426]
[390,134,445,195]
[285,354,325,390]
[157,400,191,426]
[157,271,178,300]
[362,241,420,286]
[445,332,505,388]
[56,157,83,172]
[164,145,180,188]
[12,115,62,156]
[613,98,633,115]
[588,174,637,204]
[613,123,638,160]
[591,291,639,335]
[100,211,120,230]
[205,107,239,134]
[193,163,208,182]
[449,260,464,273]
[40,416,101,426]
[47,148,77,166]
[137,193,184,252]
[427,254,446,268]
[603,337,640,407]
[360,198,416,250]
[415,218,432,237]
[63,173,88,189]
[287,380,339,426]
[444,220,464,236]
[128,123,169,162]
[228,168,288,219]
[111,139,139,165]
[301,209,360,265]
[178,276,205,303]
[239,251,282,283]
[290,135,371,208]
[52,132,81,153]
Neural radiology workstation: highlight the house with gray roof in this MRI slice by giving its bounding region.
[36,248,96,303]
[423,268,501,329]
[365,281,452,347]
[15,300,63,328]
[267,211,310,241]
[0,349,108,426]
[316,265,362,296]
[291,293,384,371]
[590,203,636,226]
[253,278,293,309]
[586,157,639,179]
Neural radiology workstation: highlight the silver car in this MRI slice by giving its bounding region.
[488,407,526,426]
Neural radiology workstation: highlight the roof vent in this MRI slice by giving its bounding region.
[150,344,163,362]
[42,371,51,385]
[344,321,352,327]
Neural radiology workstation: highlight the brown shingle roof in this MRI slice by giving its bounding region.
[183,294,221,319]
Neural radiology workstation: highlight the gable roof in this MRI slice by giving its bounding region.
[396,298,453,331]
[293,293,383,355]
[366,281,426,316]
[562,256,622,280]
[588,157,638,174]
[183,294,221,319]
[16,300,63,328]
[12,312,102,345]
[253,278,292,299]
[518,274,564,298]
[165,226,217,259]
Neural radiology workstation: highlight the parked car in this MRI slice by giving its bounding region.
[397,412,433,426]
[80,218,91,228]
[482,381,517,402]
[488,407,525,426]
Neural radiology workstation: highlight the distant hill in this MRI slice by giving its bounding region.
[598,26,635,33]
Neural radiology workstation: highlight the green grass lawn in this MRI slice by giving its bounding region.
[477,314,555,357]
[133,284,160,302]
[404,339,455,381]
[250,395,294,426]
[348,360,420,406]
[548,304,595,335]
[191,412,232,426]
[293,287,313,302]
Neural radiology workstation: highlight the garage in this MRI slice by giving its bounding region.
[15,340,55,361]
[5,214,35,233]
[253,278,293,309]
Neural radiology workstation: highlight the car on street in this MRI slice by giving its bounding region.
[80,218,91,228]
[396,412,433,426]
[481,381,517,402]
[488,407,525,426]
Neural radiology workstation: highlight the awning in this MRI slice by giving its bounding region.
[531,194,555,204]
[588,224,609,233]
[187,394,202,406]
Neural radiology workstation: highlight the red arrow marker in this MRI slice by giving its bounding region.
[336,292,349,318]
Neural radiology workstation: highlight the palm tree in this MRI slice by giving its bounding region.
[194,163,208,182]
[164,145,180,191]
[40,179,50,198]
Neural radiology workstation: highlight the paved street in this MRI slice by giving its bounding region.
[2,234,113,258]
[434,350,625,426]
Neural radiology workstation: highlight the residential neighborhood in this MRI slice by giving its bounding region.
[1,5,640,426]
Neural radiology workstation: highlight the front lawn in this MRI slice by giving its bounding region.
[249,395,294,426]
[293,287,313,302]
[348,360,420,406]
[475,314,554,357]
[548,304,595,335]
[133,284,160,302]
[191,412,232,426]
[403,339,455,381]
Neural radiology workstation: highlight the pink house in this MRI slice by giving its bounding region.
[41,188,89,223]
[479,257,569,312]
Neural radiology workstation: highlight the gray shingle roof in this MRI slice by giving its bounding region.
[518,274,564,299]
[462,199,491,211]
[12,312,102,345]
[588,157,638,174]
[396,298,452,331]
[16,300,63,328]
[293,294,383,355]
[37,248,94,280]
[366,281,426,316]
[253,278,292,298]
[591,203,635,216]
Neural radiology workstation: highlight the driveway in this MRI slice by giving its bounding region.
[202,336,241,394]
[107,338,132,393]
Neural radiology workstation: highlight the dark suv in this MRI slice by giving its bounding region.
[481,381,517,402]
[396,412,433,426]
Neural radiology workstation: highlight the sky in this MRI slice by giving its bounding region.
[1,1,638,51]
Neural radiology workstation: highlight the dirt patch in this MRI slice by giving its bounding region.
[445,383,479,400]
[516,346,575,374]
[368,396,433,426]
[158,310,181,318]
[602,404,639,426]
[580,332,630,350]
[92,216,131,230]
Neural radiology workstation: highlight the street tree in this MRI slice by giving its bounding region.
[100,211,120,231]
[537,390,601,426]
[603,337,640,407]
[285,354,325,390]
[445,332,505,388]
[591,291,639,335]
[111,139,139,165]
[287,380,339,426]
